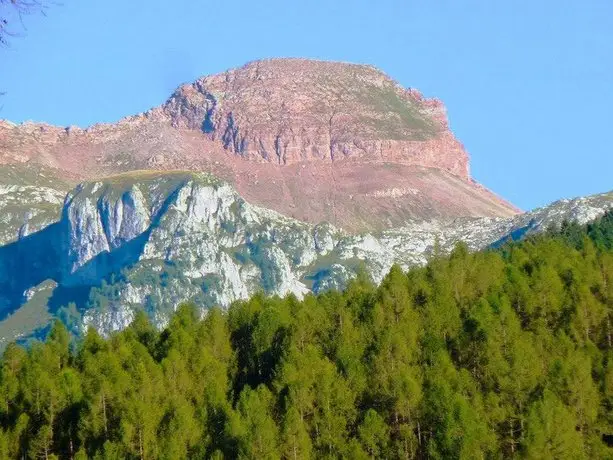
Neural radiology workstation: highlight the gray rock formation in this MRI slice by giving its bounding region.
[0,170,611,339]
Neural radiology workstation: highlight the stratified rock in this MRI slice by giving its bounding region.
[163,59,469,176]
[0,59,518,230]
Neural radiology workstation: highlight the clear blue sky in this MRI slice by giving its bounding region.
[1,0,612,211]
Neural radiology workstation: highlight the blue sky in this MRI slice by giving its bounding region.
[1,0,612,211]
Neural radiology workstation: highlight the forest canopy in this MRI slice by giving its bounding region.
[1,211,613,459]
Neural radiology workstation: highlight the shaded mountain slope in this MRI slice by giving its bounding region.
[0,172,608,344]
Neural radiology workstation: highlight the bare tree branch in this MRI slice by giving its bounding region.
[0,0,48,46]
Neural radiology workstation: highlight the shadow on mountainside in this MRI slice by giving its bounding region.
[0,181,188,320]
[0,223,62,320]
[46,230,153,314]
[489,219,536,249]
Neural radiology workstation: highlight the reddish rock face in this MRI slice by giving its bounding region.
[163,59,470,178]
[0,58,519,231]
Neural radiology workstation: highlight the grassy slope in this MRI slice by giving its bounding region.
[0,280,56,353]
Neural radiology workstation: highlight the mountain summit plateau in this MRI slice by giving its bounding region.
[0,58,518,230]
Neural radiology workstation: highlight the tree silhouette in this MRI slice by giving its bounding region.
[0,0,48,46]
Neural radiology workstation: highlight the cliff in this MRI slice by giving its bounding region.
[0,171,610,342]
[163,59,469,176]
[0,59,518,230]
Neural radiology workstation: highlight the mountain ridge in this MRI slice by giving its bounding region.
[0,58,518,230]
[0,170,610,344]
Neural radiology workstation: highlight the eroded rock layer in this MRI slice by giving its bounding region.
[0,59,518,230]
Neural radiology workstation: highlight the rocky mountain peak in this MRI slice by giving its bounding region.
[0,58,518,230]
[161,58,467,176]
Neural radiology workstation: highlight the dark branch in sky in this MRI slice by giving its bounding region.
[0,0,48,46]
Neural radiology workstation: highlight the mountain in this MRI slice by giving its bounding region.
[0,170,610,345]
[0,59,517,231]
[2,206,612,459]
[0,58,609,345]
[1,58,612,460]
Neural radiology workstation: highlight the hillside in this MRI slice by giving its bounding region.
[0,164,71,245]
[0,59,518,230]
[0,210,612,458]
[0,171,610,345]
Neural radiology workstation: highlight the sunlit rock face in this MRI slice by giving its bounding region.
[163,59,469,175]
[37,172,337,334]
[0,169,610,338]
[0,59,518,232]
